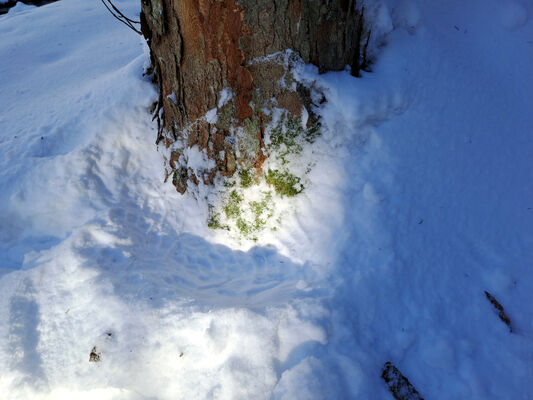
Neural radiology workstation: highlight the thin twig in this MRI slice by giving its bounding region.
[100,0,142,35]
[105,0,140,24]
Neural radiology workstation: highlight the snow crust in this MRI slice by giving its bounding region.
[217,88,233,108]
[0,0,532,399]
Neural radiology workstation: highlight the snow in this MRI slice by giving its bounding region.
[217,87,233,108]
[500,1,529,30]
[4,2,36,15]
[1,0,532,399]
[182,145,216,172]
[205,107,218,124]
[166,92,178,105]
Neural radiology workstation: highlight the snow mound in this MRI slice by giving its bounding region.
[6,2,36,15]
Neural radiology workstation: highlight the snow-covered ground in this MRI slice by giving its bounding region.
[0,0,532,399]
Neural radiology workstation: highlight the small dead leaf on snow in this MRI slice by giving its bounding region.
[89,346,101,362]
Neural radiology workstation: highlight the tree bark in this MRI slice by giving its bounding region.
[140,0,367,193]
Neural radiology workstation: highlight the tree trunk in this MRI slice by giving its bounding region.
[140,0,367,193]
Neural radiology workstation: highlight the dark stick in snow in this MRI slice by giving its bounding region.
[484,291,513,332]
[381,362,424,400]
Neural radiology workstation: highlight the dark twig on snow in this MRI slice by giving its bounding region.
[484,291,513,332]
[382,362,424,400]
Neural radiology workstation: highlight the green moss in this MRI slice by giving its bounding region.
[207,114,319,237]
[244,118,260,138]
[172,166,188,194]
[237,118,261,168]
[285,117,303,136]
[236,218,259,241]
[269,119,300,150]
[172,171,179,186]
[236,218,250,234]
[266,169,303,197]
[213,188,275,240]
[249,200,265,217]
[249,197,268,230]
[207,213,229,230]
[268,117,321,153]
[216,102,234,131]
[305,122,321,143]
[239,169,254,188]
[268,118,304,165]
[224,190,243,218]
[251,90,265,115]
[250,191,272,215]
